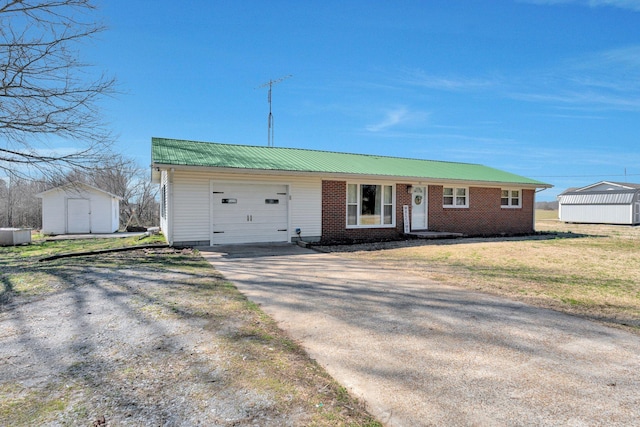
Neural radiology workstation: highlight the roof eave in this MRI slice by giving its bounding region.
[35,181,123,200]
[151,163,552,189]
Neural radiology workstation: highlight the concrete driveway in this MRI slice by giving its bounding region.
[200,244,640,427]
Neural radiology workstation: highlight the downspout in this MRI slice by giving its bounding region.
[534,187,546,232]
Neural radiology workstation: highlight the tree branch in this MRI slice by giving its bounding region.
[0,0,116,179]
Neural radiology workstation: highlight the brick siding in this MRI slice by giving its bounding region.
[321,181,536,241]
[321,180,348,242]
[428,186,535,235]
[321,181,413,243]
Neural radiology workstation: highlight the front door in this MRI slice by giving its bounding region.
[411,186,427,230]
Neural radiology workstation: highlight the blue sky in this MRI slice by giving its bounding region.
[89,0,640,201]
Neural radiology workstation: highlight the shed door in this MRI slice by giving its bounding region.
[67,198,91,233]
[211,182,288,244]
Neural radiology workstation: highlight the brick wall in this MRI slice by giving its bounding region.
[396,183,413,234]
[321,181,412,243]
[321,181,535,242]
[321,180,347,242]
[428,186,535,235]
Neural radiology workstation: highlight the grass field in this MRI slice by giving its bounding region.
[535,209,558,220]
[346,210,640,332]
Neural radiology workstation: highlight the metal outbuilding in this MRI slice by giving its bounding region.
[36,182,121,235]
[558,181,640,225]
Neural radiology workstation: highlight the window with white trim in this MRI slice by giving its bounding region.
[443,187,468,208]
[347,183,394,226]
[501,189,521,208]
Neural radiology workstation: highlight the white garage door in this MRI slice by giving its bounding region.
[211,182,289,244]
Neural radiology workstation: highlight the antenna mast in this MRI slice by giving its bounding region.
[257,75,292,147]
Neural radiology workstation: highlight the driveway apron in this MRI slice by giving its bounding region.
[199,244,640,427]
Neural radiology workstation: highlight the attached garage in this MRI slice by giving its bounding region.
[210,182,289,244]
[36,182,121,235]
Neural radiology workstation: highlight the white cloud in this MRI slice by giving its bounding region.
[396,69,495,91]
[365,107,430,132]
[388,46,640,112]
[522,0,640,11]
[508,45,640,111]
[510,90,640,110]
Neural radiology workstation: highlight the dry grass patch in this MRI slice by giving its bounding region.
[343,220,640,332]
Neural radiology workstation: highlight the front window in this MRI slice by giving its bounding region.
[443,187,468,208]
[501,189,521,208]
[347,183,394,226]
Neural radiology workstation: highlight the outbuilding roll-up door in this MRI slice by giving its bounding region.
[211,182,289,244]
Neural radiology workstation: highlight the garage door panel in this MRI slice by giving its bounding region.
[211,182,288,244]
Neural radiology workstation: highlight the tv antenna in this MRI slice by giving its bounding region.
[257,75,292,147]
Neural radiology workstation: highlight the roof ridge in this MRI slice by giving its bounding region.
[151,137,483,167]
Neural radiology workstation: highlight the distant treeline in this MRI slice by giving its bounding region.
[535,201,559,210]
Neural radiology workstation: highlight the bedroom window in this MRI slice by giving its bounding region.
[443,187,468,208]
[501,189,521,208]
[347,184,394,227]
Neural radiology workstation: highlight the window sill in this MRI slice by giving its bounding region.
[442,205,469,209]
[346,224,396,229]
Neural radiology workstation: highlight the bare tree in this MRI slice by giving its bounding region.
[132,179,159,227]
[90,156,141,227]
[92,158,159,229]
[0,0,115,179]
[0,175,46,227]
[0,177,8,225]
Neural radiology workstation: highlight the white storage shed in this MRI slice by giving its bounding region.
[36,182,121,235]
[558,181,640,225]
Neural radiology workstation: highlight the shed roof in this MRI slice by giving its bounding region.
[151,138,550,187]
[576,181,640,192]
[557,181,640,202]
[559,191,636,205]
[36,182,122,200]
[606,182,640,189]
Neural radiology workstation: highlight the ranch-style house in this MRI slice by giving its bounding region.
[151,137,551,246]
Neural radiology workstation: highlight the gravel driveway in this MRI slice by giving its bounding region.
[201,243,640,427]
[2,247,377,426]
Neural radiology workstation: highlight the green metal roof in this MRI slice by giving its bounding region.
[151,137,550,187]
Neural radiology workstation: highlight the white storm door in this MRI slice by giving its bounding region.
[211,182,289,244]
[411,187,427,230]
[67,198,91,233]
